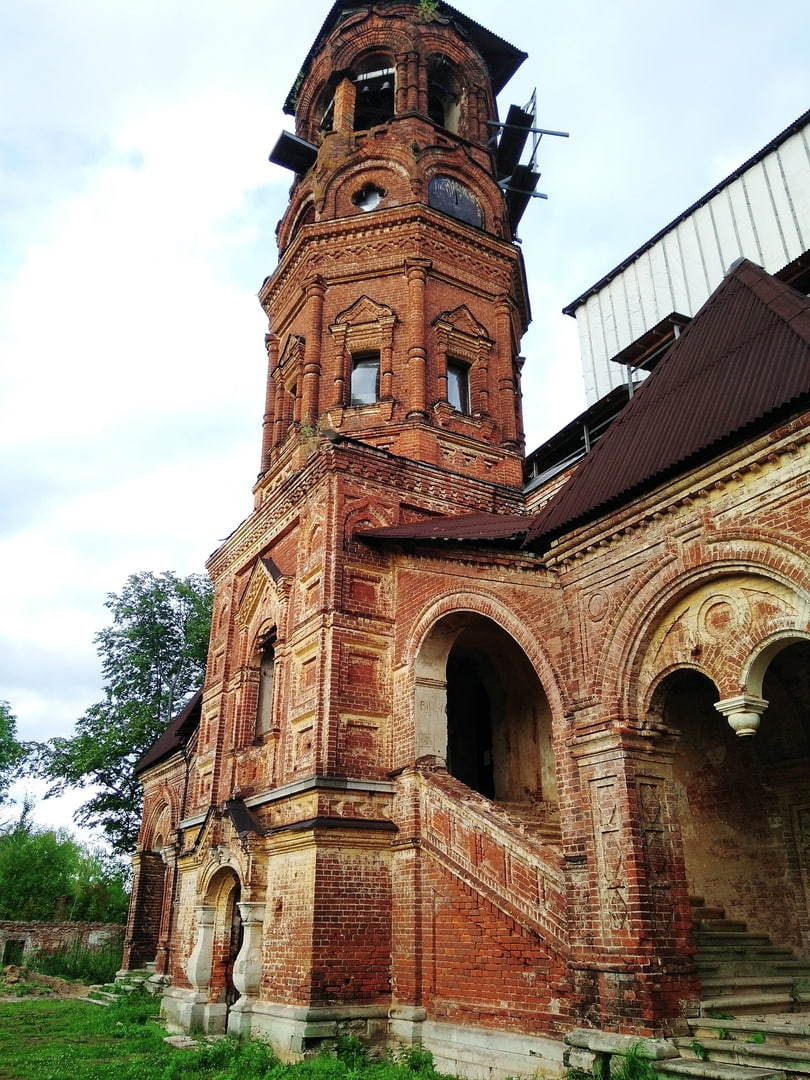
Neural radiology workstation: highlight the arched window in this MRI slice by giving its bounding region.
[427,55,462,133]
[255,637,275,740]
[353,54,395,131]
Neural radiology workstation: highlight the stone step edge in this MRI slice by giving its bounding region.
[701,978,799,989]
[700,993,802,1011]
[676,1037,810,1065]
[657,1059,786,1080]
[689,1017,810,1037]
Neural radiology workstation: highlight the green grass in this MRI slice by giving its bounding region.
[0,997,456,1080]
[27,936,124,984]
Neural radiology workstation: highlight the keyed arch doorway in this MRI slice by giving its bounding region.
[414,612,558,811]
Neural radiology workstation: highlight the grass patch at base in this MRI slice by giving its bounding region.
[0,998,455,1080]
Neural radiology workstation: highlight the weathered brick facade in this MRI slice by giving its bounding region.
[125,2,810,1074]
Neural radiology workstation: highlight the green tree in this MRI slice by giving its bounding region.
[0,804,128,922]
[0,701,26,807]
[36,571,213,856]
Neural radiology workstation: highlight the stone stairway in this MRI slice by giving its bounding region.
[669,897,810,1079]
[492,800,562,845]
[689,896,810,1016]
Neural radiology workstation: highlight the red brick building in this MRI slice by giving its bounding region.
[123,3,810,1075]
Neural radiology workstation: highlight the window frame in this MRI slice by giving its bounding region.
[447,357,471,414]
[350,350,381,406]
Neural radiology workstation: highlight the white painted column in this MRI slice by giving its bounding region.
[232,902,265,1002]
[186,905,216,991]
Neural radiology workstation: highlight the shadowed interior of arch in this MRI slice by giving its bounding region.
[419,613,558,810]
[654,648,810,957]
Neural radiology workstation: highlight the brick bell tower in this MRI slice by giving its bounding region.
[156,0,543,1052]
[258,0,532,492]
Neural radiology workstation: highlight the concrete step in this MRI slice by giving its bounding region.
[77,996,110,1007]
[700,993,803,1016]
[697,933,773,946]
[699,964,810,981]
[699,948,797,964]
[689,1016,810,1050]
[657,1058,785,1079]
[698,921,749,934]
[701,977,798,994]
[676,1037,810,1075]
[694,908,730,921]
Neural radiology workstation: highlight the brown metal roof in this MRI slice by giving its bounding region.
[525,259,810,549]
[359,511,530,543]
[133,690,202,776]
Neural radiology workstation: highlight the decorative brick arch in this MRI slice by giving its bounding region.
[601,537,810,719]
[743,627,810,698]
[141,783,179,849]
[400,591,563,805]
[405,589,565,717]
[324,155,416,220]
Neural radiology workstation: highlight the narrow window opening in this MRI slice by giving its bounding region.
[447,358,470,413]
[320,95,335,133]
[255,640,275,740]
[427,56,461,133]
[350,351,380,405]
[353,58,394,130]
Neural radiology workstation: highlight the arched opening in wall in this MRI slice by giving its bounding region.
[654,654,810,954]
[205,868,243,1010]
[255,633,276,741]
[427,55,462,133]
[353,54,395,131]
[416,613,558,817]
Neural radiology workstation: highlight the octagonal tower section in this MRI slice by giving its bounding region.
[257,0,531,499]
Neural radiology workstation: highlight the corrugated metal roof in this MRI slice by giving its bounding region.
[359,511,530,543]
[563,108,810,316]
[525,259,810,548]
[133,690,202,776]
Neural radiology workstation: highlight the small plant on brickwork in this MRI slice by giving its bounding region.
[415,0,439,21]
[748,1032,766,1044]
[688,1040,709,1061]
[609,1043,658,1080]
[707,1010,735,1020]
[715,1027,730,1041]
[299,417,329,445]
[791,979,808,1003]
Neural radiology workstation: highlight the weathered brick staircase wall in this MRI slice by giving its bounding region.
[393,767,573,1037]
[417,770,567,952]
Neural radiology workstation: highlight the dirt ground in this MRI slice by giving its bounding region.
[0,964,91,1001]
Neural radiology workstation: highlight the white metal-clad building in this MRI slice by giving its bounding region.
[565,109,810,405]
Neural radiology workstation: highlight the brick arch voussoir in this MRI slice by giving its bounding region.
[323,154,417,218]
[405,588,565,719]
[419,27,488,77]
[604,537,810,720]
[198,853,246,903]
[421,154,502,229]
[643,662,721,720]
[141,788,176,851]
[327,22,413,77]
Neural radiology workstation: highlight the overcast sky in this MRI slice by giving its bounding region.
[2,0,808,840]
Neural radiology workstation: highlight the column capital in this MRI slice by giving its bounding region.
[714,694,768,737]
